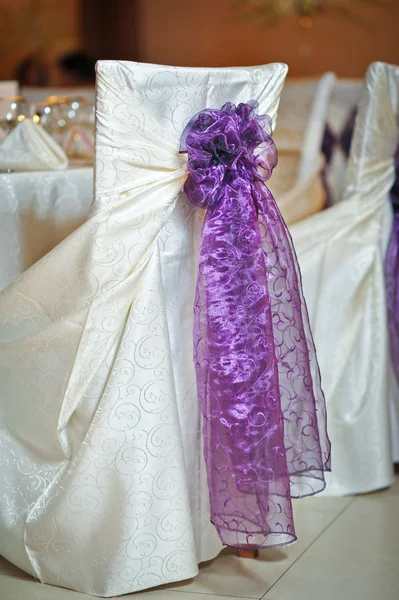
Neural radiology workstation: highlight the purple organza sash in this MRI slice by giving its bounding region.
[385,145,399,384]
[180,102,331,549]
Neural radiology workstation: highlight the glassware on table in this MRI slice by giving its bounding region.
[31,95,95,164]
[0,97,29,139]
[60,96,95,164]
[30,96,69,147]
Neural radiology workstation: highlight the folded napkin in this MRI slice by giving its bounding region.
[63,125,94,162]
[0,118,68,171]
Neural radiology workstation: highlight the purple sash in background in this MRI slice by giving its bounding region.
[181,102,331,549]
[386,145,399,385]
[321,109,357,207]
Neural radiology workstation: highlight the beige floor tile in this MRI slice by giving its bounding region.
[0,554,254,600]
[0,557,255,600]
[140,593,253,600]
[357,475,399,501]
[166,507,340,599]
[1,483,395,600]
[263,493,399,600]
[0,557,93,600]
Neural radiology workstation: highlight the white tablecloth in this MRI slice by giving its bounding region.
[0,168,93,291]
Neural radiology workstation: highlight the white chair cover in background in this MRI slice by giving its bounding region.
[269,73,336,225]
[325,78,363,205]
[0,167,93,292]
[0,60,288,597]
[291,62,399,496]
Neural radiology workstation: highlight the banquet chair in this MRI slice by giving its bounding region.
[290,61,399,495]
[323,78,363,205]
[269,73,336,225]
[0,60,290,597]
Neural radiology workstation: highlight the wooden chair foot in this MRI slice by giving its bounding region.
[237,549,259,559]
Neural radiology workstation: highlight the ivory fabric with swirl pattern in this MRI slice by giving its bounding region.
[0,60,288,597]
[291,62,399,496]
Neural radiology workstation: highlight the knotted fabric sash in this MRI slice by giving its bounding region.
[385,145,399,385]
[180,102,331,549]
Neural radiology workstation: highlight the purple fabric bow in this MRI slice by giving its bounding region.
[385,145,399,385]
[181,102,331,549]
[321,109,357,207]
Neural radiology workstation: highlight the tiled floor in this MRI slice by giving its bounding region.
[1,479,398,600]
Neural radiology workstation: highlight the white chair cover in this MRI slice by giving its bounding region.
[291,62,399,496]
[0,60,287,597]
[269,73,336,225]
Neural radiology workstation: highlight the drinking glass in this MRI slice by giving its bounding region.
[0,96,29,139]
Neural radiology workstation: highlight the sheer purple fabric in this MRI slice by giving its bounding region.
[385,145,399,385]
[180,102,331,549]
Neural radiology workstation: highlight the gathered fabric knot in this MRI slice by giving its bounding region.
[180,102,277,209]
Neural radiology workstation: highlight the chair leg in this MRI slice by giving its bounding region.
[237,549,259,559]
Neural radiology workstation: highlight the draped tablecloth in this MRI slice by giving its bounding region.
[0,167,93,292]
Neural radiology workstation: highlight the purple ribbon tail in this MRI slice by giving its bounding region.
[181,102,331,549]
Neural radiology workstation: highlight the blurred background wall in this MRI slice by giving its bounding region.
[1,0,398,83]
[137,0,399,76]
[0,0,82,81]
